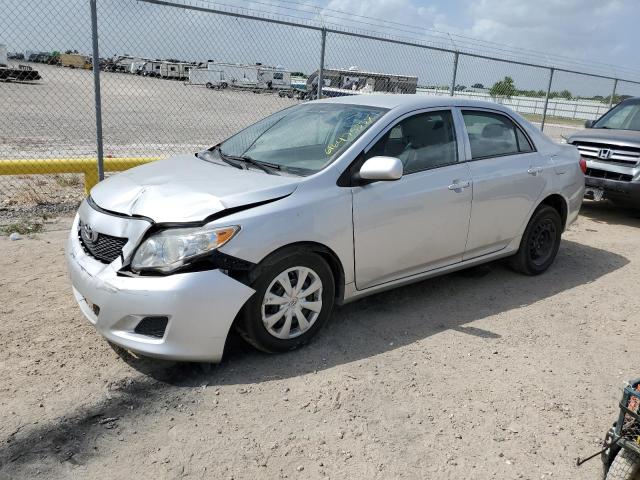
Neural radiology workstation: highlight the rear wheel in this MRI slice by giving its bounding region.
[235,253,335,353]
[606,448,640,480]
[509,205,562,275]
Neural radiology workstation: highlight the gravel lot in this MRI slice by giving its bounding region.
[0,63,298,160]
[1,201,639,479]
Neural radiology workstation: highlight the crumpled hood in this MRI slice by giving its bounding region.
[567,128,640,148]
[90,155,301,223]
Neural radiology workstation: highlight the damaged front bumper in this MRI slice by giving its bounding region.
[65,204,255,362]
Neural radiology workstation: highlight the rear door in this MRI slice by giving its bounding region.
[352,109,472,289]
[461,109,550,260]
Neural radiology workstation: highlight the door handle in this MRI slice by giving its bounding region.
[527,166,543,176]
[448,180,471,191]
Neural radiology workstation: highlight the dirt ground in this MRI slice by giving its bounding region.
[1,201,639,480]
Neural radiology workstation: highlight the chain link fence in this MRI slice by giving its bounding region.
[2,0,640,221]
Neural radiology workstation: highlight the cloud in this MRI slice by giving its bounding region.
[315,0,640,76]
[323,0,446,33]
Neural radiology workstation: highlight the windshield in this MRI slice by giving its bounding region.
[593,99,640,131]
[218,103,388,174]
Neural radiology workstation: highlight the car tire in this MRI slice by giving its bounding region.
[509,205,562,276]
[235,252,335,353]
[605,448,640,480]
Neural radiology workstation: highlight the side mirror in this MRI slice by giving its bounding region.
[584,120,594,128]
[358,156,403,183]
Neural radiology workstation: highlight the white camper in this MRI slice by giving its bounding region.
[160,62,193,80]
[113,56,144,73]
[257,67,291,90]
[130,60,147,74]
[160,62,181,79]
[189,67,224,88]
[208,62,291,90]
[140,60,162,77]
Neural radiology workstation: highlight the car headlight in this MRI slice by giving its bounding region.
[559,135,568,144]
[131,225,240,273]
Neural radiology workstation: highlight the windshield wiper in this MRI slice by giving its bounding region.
[234,155,281,175]
[204,145,244,170]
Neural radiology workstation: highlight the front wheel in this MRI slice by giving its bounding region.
[606,448,640,480]
[235,253,335,353]
[509,205,562,275]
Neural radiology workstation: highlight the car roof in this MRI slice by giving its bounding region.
[316,94,511,112]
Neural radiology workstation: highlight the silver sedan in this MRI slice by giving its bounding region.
[66,95,585,361]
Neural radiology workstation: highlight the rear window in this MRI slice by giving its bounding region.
[463,111,534,159]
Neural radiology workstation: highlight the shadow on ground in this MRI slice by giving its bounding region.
[579,200,640,227]
[0,239,629,477]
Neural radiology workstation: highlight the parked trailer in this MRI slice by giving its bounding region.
[59,53,91,69]
[160,62,193,80]
[112,56,145,73]
[130,60,148,74]
[305,67,418,98]
[207,62,291,90]
[188,68,225,88]
[140,60,162,77]
[0,64,41,82]
[258,67,291,90]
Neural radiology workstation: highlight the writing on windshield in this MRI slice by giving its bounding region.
[325,114,376,156]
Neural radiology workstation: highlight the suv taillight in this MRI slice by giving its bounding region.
[579,157,587,174]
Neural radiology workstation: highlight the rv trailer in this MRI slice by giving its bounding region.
[139,60,162,77]
[112,56,145,73]
[206,62,291,90]
[188,67,225,88]
[305,67,418,98]
[160,62,193,80]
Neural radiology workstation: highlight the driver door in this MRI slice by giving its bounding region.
[352,109,473,290]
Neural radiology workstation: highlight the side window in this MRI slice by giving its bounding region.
[366,110,458,174]
[462,111,534,159]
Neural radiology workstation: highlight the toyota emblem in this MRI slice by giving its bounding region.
[80,221,99,242]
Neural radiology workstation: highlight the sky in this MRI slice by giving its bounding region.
[322,0,640,73]
[2,0,640,97]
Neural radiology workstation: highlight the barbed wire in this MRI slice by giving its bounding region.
[178,0,640,81]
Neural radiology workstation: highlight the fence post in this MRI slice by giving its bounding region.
[317,28,326,100]
[609,79,618,109]
[540,67,554,131]
[90,0,104,181]
[449,52,459,97]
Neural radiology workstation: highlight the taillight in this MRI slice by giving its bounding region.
[579,157,587,174]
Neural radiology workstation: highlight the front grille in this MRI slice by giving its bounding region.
[78,227,127,263]
[134,316,169,338]
[575,141,640,166]
[585,167,633,182]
